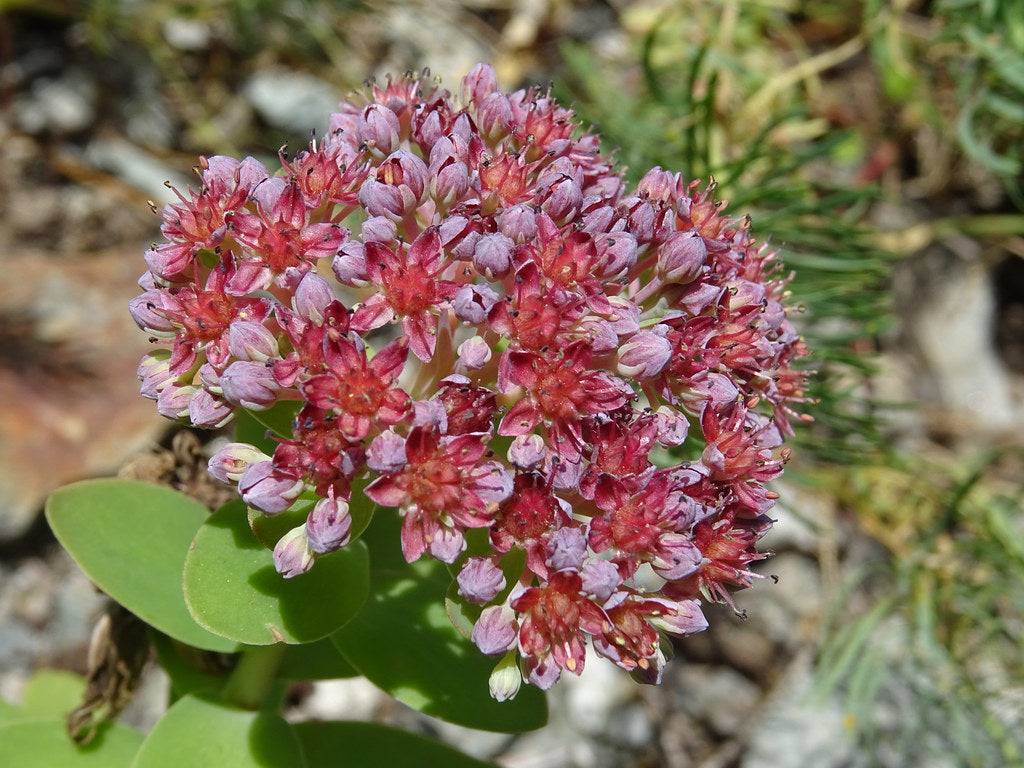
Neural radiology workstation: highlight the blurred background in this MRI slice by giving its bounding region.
[0,1,1022,766]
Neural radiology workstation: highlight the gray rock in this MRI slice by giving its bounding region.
[14,69,97,134]
[82,137,192,204]
[244,69,340,134]
[742,653,854,768]
[562,652,638,736]
[671,665,760,736]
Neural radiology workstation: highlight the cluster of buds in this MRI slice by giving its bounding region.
[131,64,808,699]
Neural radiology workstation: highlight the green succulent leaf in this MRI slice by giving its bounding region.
[20,670,86,720]
[46,479,237,653]
[183,500,369,645]
[150,632,230,699]
[235,402,302,454]
[278,638,357,681]
[0,719,143,768]
[294,720,495,767]
[332,513,547,733]
[130,694,303,768]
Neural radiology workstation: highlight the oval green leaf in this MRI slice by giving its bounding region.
[131,695,303,768]
[184,501,369,645]
[332,514,547,733]
[278,638,357,681]
[294,721,495,767]
[0,719,143,768]
[46,479,236,653]
[234,402,302,454]
[20,670,86,719]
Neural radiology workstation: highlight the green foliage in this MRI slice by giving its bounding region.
[559,36,896,465]
[183,500,369,645]
[46,479,236,653]
[130,694,304,768]
[293,720,496,768]
[816,450,1024,765]
[20,670,87,720]
[333,512,548,733]
[0,719,144,768]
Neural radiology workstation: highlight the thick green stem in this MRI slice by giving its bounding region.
[221,644,286,710]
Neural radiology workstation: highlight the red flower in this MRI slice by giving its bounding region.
[302,335,410,440]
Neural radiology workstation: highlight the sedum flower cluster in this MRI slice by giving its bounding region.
[130,65,808,699]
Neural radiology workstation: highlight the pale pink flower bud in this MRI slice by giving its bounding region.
[273,525,314,579]
[228,321,279,363]
[649,598,708,636]
[637,166,677,202]
[507,434,546,468]
[655,406,689,446]
[457,557,506,604]
[366,430,407,472]
[617,326,672,379]
[293,273,334,324]
[239,461,304,514]
[657,231,707,283]
[358,104,400,153]
[306,494,352,554]
[581,559,621,601]
[473,233,514,279]
[597,231,638,278]
[463,63,498,105]
[137,351,173,400]
[144,242,193,279]
[546,527,587,571]
[431,158,469,205]
[361,216,397,243]
[453,283,498,324]
[542,177,583,223]
[478,92,512,141]
[157,384,196,420]
[472,605,517,655]
[129,290,180,335]
[220,360,279,409]
[457,336,492,369]
[333,241,368,286]
[188,389,233,428]
[208,442,271,484]
[497,204,537,243]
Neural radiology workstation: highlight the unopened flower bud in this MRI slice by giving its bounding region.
[306,494,352,554]
[273,525,314,579]
[581,559,621,601]
[457,336,492,369]
[463,63,498,105]
[157,384,196,420]
[488,652,522,702]
[239,461,304,514]
[220,360,279,409]
[129,290,180,335]
[657,231,707,283]
[367,430,407,472]
[228,321,279,363]
[458,557,506,604]
[293,273,334,324]
[473,233,514,279]
[542,177,582,223]
[617,326,671,379]
[637,166,677,202]
[507,434,546,468]
[497,204,537,244]
[361,216,397,243]
[654,406,689,446]
[333,241,368,286]
[188,389,233,428]
[478,92,512,141]
[597,231,638,278]
[472,605,517,655]
[137,351,173,400]
[453,284,498,324]
[208,442,272,484]
[546,526,588,571]
[358,104,400,154]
